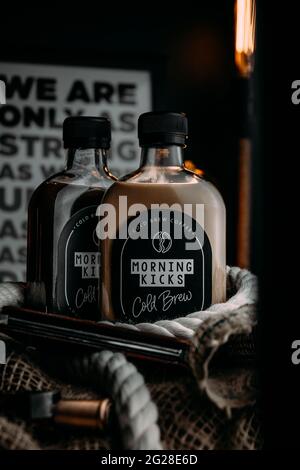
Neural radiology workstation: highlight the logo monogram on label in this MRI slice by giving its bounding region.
[152,231,172,253]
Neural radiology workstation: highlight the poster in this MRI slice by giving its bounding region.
[0,62,152,282]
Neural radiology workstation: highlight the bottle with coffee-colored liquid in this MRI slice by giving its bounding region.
[27,116,116,319]
[100,112,226,323]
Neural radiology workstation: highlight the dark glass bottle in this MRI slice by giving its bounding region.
[27,116,116,319]
[100,112,226,323]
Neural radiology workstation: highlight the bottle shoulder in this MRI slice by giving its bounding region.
[30,169,114,199]
[103,168,225,209]
[119,166,219,187]
[192,174,226,208]
[28,172,65,201]
[28,171,109,214]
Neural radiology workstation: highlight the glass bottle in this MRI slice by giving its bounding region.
[27,116,116,319]
[100,111,226,323]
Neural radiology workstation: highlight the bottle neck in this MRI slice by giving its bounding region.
[140,145,184,168]
[66,147,109,177]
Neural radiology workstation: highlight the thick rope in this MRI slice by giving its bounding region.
[0,282,25,314]
[53,350,162,450]
[0,267,256,450]
[0,284,162,449]
[0,267,257,340]
[100,267,258,339]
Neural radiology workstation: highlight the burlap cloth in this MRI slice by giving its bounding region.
[0,270,262,450]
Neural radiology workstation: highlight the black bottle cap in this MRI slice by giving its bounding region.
[138,111,188,147]
[63,116,111,149]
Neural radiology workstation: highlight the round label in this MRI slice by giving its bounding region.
[111,210,212,323]
[56,205,100,319]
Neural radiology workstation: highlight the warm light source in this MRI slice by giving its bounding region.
[184,160,204,177]
[235,0,256,77]
[234,0,256,269]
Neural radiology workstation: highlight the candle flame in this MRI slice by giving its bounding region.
[235,0,256,76]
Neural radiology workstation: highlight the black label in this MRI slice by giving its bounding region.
[112,210,212,323]
[57,205,100,319]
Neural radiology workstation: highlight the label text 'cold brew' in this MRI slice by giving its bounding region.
[112,210,212,322]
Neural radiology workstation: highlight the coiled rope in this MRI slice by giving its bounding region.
[0,266,257,449]
[0,267,257,340]
[100,267,258,339]
[57,350,162,450]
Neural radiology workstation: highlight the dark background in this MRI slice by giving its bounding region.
[0,3,240,265]
[256,2,300,451]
